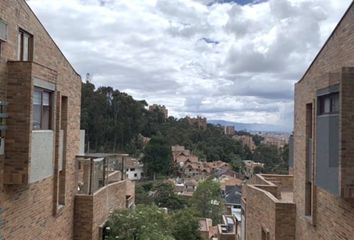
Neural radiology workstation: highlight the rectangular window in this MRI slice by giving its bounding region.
[17,29,33,61]
[318,93,339,115]
[305,103,313,217]
[58,97,68,206]
[32,88,52,130]
[0,19,7,41]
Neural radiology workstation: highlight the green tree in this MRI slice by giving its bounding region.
[106,206,201,240]
[171,210,202,240]
[135,184,153,205]
[107,205,174,240]
[152,182,186,210]
[252,134,264,146]
[142,136,171,179]
[191,180,223,224]
[253,143,289,174]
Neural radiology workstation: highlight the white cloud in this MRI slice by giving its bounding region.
[28,0,352,131]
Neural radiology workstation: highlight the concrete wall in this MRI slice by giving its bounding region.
[30,130,54,183]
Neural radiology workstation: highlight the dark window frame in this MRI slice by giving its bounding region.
[32,87,53,130]
[318,92,339,116]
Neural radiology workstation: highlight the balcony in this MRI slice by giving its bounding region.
[243,174,295,240]
[4,61,57,185]
[74,153,135,240]
[217,215,238,240]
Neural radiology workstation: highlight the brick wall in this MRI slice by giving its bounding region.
[294,2,354,239]
[244,184,295,240]
[0,0,81,239]
[74,180,129,240]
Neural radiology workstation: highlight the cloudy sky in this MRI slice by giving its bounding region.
[28,0,352,131]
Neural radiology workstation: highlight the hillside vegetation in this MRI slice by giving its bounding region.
[81,81,288,174]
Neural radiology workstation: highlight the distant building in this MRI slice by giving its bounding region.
[243,160,264,178]
[125,157,144,180]
[217,215,239,240]
[262,135,288,149]
[199,218,217,240]
[233,135,256,152]
[223,185,242,218]
[149,104,168,119]
[186,116,207,129]
[224,125,236,135]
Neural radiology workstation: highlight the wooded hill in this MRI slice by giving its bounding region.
[81,81,288,174]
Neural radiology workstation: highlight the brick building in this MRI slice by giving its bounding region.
[224,125,236,136]
[0,1,134,240]
[242,2,354,240]
[186,116,208,129]
[232,135,256,152]
[148,104,168,119]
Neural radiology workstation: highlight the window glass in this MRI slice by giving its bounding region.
[32,90,41,129]
[331,93,339,112]
[43,92,50,106]
[42,105,50,129]
[23,33,29,61]
[17,32,21,60]
[324,97,331,113]
[318,92,339,115]
[18,30,33,61]
[32,89,52,130]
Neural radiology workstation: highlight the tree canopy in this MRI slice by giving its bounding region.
[106,205,201,240]
[191,179,223,224]
[142,136,171,178]
[81,81,289,174]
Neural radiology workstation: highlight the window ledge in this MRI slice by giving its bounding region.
[55,204,65,217]
[304,215,315,226]
[32,129,53,132]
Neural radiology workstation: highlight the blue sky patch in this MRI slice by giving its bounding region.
[200,37,220,45]
[207,0,267,6]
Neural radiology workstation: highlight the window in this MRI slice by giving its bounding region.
[130,168,135,171]
[261,227,270,240]
[318,93,339,115]
[32,87,52,130]
[17,29,33,61]
[58,96,68,207]
[134,173,137,177]
[305,103,313,218]
[0,19,7,41]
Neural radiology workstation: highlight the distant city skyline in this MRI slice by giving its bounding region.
[28,0,351,131]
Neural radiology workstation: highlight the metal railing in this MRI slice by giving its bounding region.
[76,153,129,195]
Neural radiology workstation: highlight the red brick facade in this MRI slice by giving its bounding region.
[0,2,136,240]
[0,0,81,239]
[293,2,354,239]
[243,2,354,240]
